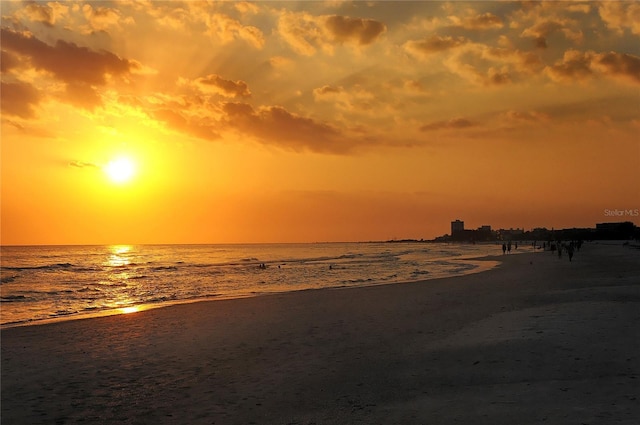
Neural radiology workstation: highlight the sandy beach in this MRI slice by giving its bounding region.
[2,243,639,424]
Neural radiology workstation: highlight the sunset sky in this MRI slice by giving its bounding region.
[1,1,639,245]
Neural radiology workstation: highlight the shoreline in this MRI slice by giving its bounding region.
[2,243,638,424]
[0,252,504,330]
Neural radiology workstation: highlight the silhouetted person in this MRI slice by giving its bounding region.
[567,245,574,262]
[502,243,507,255]
[507,241,512,254]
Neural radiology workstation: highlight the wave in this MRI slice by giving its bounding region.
[2,263,74,271]
[151,266,178,272]
[1,275,17,284]
[0,295,27,302]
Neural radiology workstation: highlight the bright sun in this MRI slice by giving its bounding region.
[105,157,135,183]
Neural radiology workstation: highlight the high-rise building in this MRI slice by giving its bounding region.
[451,220,464,237]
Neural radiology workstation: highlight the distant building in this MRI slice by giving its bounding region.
[451,220,464,238]
[596,222,627,231]
[479,225,491,232]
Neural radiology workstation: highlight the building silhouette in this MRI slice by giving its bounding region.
[451,220,464,238]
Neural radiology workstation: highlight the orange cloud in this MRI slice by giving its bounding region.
[1,28,142,110]
[521,19,583,48]
[81,4,134,33]
[0,81,41,118]
[449,12,504,30]
[546,50,640,85]
[181,74,252,98]
[404,35,468,57]
[598,2,640,35]
[201,75,251,97]
[204,13,264,49]
[222,102,349,153]
[14,1,69,27]
[1,28,139,86]
[278,11,386,56]
[324,15,386,45]
[420,117,478,132]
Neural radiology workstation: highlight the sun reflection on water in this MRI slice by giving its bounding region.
[119,306,140,314]
[107,245,133,267]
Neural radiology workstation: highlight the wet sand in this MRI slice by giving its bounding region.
[2,243,639,424]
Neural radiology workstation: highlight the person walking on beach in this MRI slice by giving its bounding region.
[502,243,507,255]
[507,241,512,254]
[567,244,574,262]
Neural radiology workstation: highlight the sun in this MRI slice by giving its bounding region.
[104,157,136,184]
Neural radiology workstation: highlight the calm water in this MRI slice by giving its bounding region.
[0,243,510,327]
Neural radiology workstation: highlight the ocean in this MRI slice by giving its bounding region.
[0,242,514,327]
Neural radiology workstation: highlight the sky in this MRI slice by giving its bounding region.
[1,1,639,245]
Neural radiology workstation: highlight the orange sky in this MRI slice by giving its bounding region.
[1,1,639,245]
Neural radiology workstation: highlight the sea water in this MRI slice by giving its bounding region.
[0,242,513,327]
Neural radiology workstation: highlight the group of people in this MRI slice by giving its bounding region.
[501,241,517,254]
[544,239,583,262]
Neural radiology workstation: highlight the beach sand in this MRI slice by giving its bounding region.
[2,243,639,424]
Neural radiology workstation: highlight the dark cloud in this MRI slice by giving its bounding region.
[324,15,386,45]
[1,50,20,73]
[153,108,221,141]
[69,160,98,168]
[546,50,640,85]
[404,35,467,56]
[420,117,478,132]
[545,49,593,81]
[594,52,640,84]
[196,74,251,97]
[1,28,139,86]
[1,27,142,111]
[222,102,351,154]
[0,81,41,118]
[313,85,343,97]
[487,68,512,85]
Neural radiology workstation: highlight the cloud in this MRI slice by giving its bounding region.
[1,28,140,86]
[441,44,542,86]
[404,35,468,57]
[1,49,20,73]
[81,4,135,33]
[420,117,478,132]
[181,74,251,98]
[521,19,583,48]
[204,13,264,49]
[15,1,69,27]
[312,84,378,115]
[501,110,550,124]
[222,102,353,153]
[313,85,343,98]
[1,28,142,110]
[153,108,221,141]
[323,15,386,45]
[591,52,640,85]
[235,2,260,16]
[546,50,640,85]
[598,2,640,35]
[449,13,504,30]
[278,11,386,56]
[134,91,371,153]
[69,160,98,168]
[0,81,41,118]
